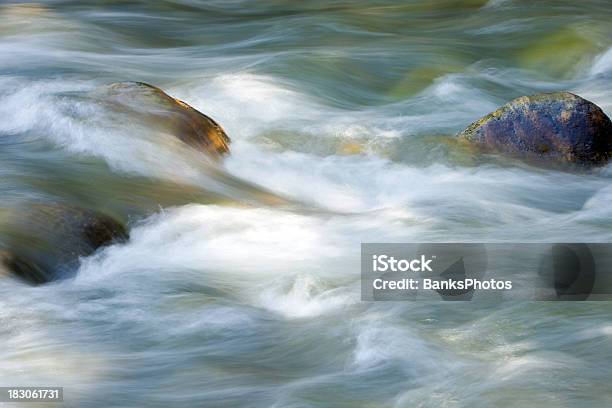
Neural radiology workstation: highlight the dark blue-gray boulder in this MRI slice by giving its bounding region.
[458,92,612,167]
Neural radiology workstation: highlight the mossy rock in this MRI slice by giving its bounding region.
[458,92,612,167]
[1,203,128,284]
[100,82,230,157]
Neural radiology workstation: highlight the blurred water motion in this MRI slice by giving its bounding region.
[1,1,612,407]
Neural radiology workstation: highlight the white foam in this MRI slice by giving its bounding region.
[589,47,612,77]
[171,72,408,147]
[170,73,320,140]
[225,138,609,240]
[76,205,357,284]
[350,321,450,374]
[256,274,356,318]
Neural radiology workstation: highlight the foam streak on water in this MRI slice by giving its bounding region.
[1,1,612,407]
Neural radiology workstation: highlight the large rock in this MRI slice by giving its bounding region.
[0,203,128,284]
[100,81,230,157]
[458,92,612,167]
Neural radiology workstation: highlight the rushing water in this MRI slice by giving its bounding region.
[1,1,612,407]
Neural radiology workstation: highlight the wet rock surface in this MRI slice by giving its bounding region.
[0,203,128,284]
[101,81,230,157]
[458,92,612,167]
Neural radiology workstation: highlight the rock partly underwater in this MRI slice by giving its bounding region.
[458,92,612,168]
[99,81,231,157]
[0,82,233,285]
[0,203,128,284]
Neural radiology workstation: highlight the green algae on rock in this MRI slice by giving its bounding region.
[458,92,612,167]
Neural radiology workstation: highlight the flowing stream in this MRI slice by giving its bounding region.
[1,1,612,407]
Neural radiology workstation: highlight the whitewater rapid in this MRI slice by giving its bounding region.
[1,1,612,407]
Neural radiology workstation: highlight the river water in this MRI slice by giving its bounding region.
[1,1,612,407]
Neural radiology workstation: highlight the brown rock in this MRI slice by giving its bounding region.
[1,203,128,284]
[101,81,230,157]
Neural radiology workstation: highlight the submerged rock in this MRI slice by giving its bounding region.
[1,203,128,284]
[101,81,230,157]
[458,92,612,167]
[0,250,48,284]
